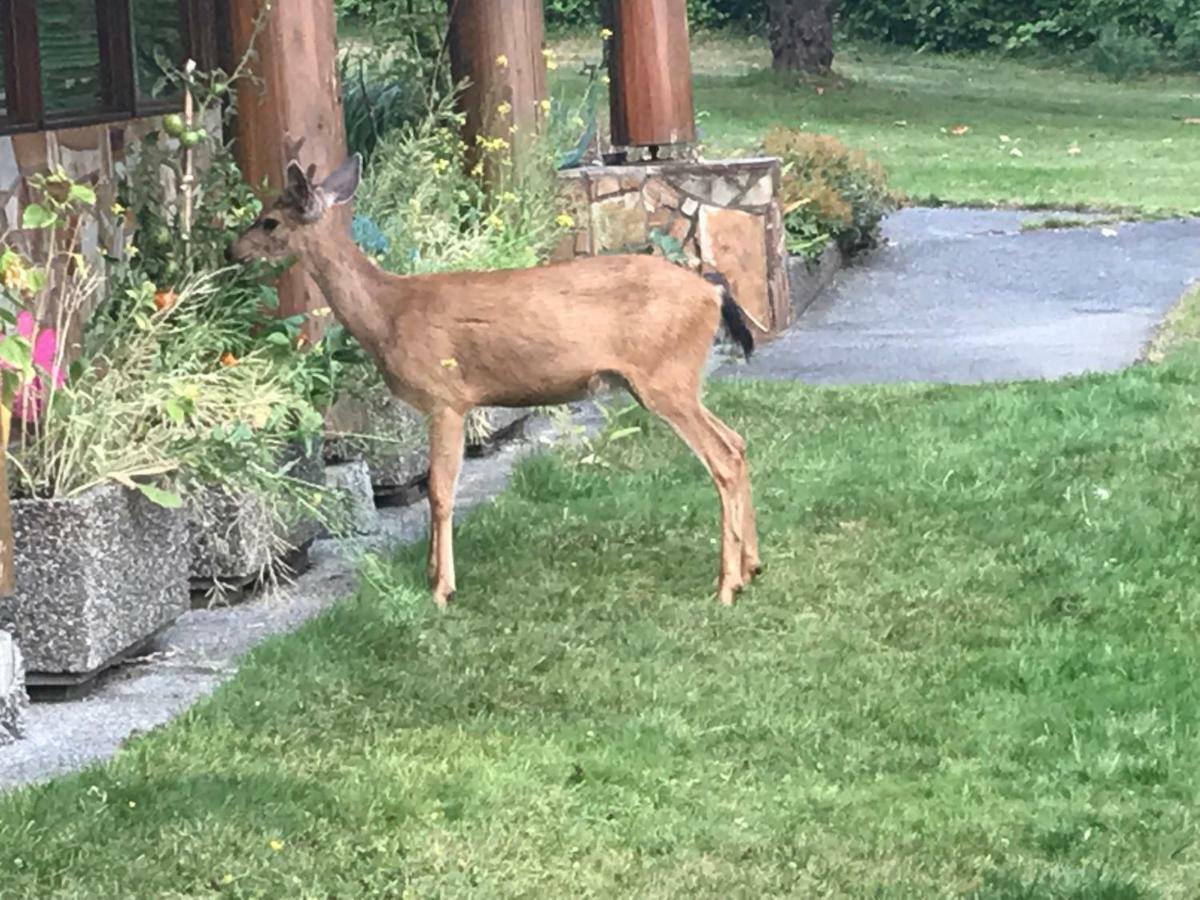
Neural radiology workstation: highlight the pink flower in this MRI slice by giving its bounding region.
[5,311,66,422]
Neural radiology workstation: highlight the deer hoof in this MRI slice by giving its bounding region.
[433,589,456,609]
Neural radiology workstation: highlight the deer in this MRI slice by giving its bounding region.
[228,149,762,607]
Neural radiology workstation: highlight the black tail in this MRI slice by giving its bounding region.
[703,272,755,360]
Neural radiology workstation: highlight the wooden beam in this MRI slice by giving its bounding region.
[447,0,547,183]
[605,0,696,149]
[227,0,348,323]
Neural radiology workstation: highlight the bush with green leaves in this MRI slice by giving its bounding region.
[358,90,571,276]
[542,0,764,31]
[1,180,320,517]
[839,0,1200,68]
[113,60,375,423]
[764,127,899,260]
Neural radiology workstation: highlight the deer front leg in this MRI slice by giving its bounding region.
[427,409,466,608]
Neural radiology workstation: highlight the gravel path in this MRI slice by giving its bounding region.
[727,208,1200,385]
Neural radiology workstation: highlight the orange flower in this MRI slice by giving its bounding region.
[296,333,310,348]
[153,289,177,311]
[220,352,239,367]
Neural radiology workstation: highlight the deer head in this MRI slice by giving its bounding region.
[227,154,362,263]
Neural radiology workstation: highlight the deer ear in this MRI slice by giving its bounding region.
[285,160,311,198]
[319,154,362,206]
[284,161,324,221]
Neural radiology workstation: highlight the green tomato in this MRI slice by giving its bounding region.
[162,113,185,137]
[195,127,208,141]
[180,130,202,148]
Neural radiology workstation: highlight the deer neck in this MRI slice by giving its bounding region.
[293,218,392,354]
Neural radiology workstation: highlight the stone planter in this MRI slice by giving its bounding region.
[0,484,189,686]
[0,630,25,744]
[188,439,326,593]
[323,459,379,536]
[325,395,428,504]
[787,243,844,320]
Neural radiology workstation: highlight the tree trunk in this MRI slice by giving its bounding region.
[767,0,835,75]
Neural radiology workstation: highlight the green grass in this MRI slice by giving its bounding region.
[8,330,1200,896]
[551,36,1200,214]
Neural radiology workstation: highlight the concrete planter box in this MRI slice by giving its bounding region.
[0,630,26,744]
[323,459,379,536]
[0,484,189,684]
[188,439,326,591]
[787,243,844,321]
[325,396,428,504]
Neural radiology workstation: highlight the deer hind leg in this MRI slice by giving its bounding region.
[702,409,761,583]
[634,383,747,605]
[427,409,465,608]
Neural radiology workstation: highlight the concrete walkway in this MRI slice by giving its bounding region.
[728,208,1200,385]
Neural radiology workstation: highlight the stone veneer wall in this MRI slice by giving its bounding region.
[555,157,791,337]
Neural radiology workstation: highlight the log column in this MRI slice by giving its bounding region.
[605,0,696,151]
[447,0,548,183]
[227,0,348,322]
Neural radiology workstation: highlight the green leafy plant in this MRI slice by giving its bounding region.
[764,127,900,260]
[839,0,1194,70]
[1092,24,1160,80]
[359,89,570,276]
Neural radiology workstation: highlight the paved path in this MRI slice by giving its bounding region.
[728,208,1200,385]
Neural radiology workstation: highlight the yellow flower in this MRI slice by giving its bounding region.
[1,256,29,293]
[509,124,519,135]
[432,158,451,174]
[269,839,284,852]
[471,162,484,177]
[496,101,512,116]
[495,54,508,68]
[601,74,611,85]
[542,49,558,70]
[500,191,518,204]
[486,213,505,230]
[600,27,614,40]
[540,99,552,113]
[555,212,575,229]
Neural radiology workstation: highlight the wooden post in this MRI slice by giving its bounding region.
[227,0,348,324]
[605,0,696,150]
[446,0,548,183]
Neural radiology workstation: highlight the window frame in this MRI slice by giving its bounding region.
[0,0,218,136]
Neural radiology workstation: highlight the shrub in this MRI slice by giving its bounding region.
[839,0,1193,68]
[764,127,899,260]
[358,91,569,276]
[1091,24,1160,80]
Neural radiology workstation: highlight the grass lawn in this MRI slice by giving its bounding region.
[552,36,1200,215]
[6,319,1200,896]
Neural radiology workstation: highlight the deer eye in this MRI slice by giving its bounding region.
[261,218,280,232]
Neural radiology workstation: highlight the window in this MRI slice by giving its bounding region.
[0,0,219,135]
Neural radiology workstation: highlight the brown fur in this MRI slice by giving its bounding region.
[230,154,761,606]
